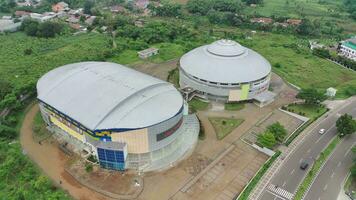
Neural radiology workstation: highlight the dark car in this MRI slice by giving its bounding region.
[300,161,309,170]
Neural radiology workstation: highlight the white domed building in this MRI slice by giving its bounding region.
[37,62,199,172]
[179,39,276,107]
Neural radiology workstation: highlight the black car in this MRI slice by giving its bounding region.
[300,161,309,170]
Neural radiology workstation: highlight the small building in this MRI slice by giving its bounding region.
[52,1,69,12]
[309,41,324,50]
[339,38,356,61]
[85,16,96,25]
[110,5,125,13]
[287,19,302,26]
[66,16,80,23]
[138,47,159,59]
[15,10,31,18]
[134,20,144,27]
[326,87,337,97]
[250,17,273,24]
[2,16,12,20]
[0,19,21,32]
[135,0,150,9]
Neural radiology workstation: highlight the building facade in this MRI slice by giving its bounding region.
[179,39,275,106]
[37,62,199,172]
[339,38,356,61]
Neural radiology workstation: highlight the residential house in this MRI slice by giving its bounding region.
[15,10,31,18]
[85,16,96,25]
[110,5,125,13]
[286,19,302,26]
[135,0,149,9]
[52,1,69,12]
[250,17,273,24]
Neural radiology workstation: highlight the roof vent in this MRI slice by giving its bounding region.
[207,39,246,57]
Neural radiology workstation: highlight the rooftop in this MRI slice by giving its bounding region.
[180,39,271,83]
[37,62,183,131]
[343,40,356,50]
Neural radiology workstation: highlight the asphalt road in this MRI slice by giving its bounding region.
[259,98,356,200]
[304,134,355,200]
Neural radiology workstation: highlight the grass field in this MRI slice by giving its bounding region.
[285,104,327,120]
[189,98,210,112]
[209,117,244,140]
[242,32,356,98]
[225,102,245,111]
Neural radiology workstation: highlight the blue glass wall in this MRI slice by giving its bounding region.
[97,148,125,171]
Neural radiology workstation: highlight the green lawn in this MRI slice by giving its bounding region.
[209,117,244,140]
[109,42,185,65]
[243,0,356,33]
[285,103,327,120]
[294,136,341,200]
[225,102,245,111]
[189,98,209,112]
[243,32,356,98]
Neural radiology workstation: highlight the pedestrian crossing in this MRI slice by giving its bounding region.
[267,184,294,200]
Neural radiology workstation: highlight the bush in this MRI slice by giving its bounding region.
[85,164,93,172]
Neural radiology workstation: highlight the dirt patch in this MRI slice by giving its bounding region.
[66,159,142,198]
[20,105,112,200]
[130,59,178,81]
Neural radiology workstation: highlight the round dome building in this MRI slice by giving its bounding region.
[37,62,199,171]
[179,39,275,106]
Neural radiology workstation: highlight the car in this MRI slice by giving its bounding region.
[300,161,309,170]
[319,129,325,135]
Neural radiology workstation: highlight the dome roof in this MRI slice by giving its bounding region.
[207,40,246,57]
[37,62,183,131]
[180,39,271,83]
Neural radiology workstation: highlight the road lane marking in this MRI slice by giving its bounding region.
[267,184,294,200]
[282,181,286,187]
[337,161,342,167]
[299,159,303,163]
[323,184,328,191]
[331,172,335,178]
[291,169,295,175]
[307,148,311,153]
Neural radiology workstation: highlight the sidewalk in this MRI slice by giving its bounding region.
[247,97,355,200]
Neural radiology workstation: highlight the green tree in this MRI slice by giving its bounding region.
[37,21,64,38]
[336,114,356,137]
[257,132,277,149]
[312,48,330,59]
[296,19,316,36]
[297,88,326,105]
[267,122,287,143]
[84,0,95,15]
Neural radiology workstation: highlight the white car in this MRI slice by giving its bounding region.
[319,129,325,135]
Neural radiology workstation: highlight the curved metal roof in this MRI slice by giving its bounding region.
[180,39,271,83]
[37,62,183,131]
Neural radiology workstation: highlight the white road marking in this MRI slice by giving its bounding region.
[282,181,286,187]
[291,169,295,175]
[323,184,328,191]
[337,161,342,167]
[299,159,303,163]
[316,137,322,143]
[307,148,311,153]
[267,184,294,200]
[331,172,335,178]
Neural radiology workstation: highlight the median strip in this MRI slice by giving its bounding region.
[294,136,341,200]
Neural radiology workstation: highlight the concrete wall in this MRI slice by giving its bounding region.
[179,69,270,102]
